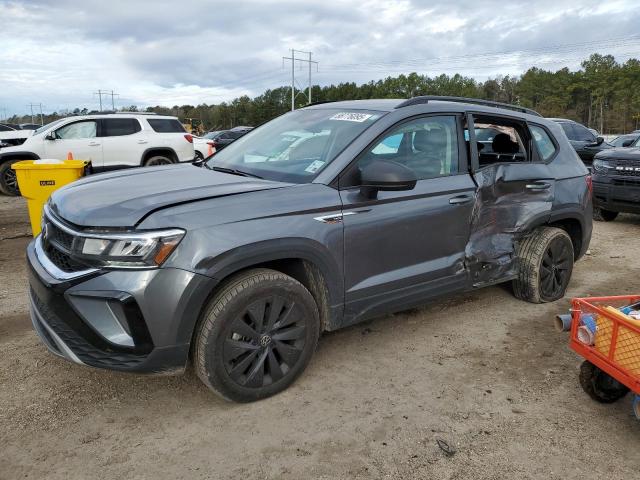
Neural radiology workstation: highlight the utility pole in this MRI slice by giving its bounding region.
[109,90,119,110]
[27,103,43,124]
[282,49,318,111]
[94,89,118,111]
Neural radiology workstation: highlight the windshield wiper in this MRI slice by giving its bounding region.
[210,166,263,179]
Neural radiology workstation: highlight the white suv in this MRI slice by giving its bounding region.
[0,113,195,195]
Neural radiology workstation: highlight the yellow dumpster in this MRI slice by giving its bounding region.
[12,159,86,237]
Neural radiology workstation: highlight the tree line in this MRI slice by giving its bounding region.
[7,54,640,135]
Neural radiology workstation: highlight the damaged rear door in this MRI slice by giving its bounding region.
[465,113,556,286]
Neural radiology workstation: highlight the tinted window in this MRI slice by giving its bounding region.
[559,122,576,140]
[357,116,459,181]
[102,118,141,136]
[0,124,14,132]
[574,124,595,142]
[147,119,185,133]
[55,121,97,139]
[229,131,246,139]
[530,125,557,161]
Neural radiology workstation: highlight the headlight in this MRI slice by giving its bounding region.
[592,158,613,174]
[74,229,185,268]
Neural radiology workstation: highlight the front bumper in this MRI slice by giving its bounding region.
[593,175,640,214]
[27,237,215,374]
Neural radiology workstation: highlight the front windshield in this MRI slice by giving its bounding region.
[33,118,67,135]
[206,108,383,183]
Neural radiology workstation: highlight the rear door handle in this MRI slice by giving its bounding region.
[449,195,473,205]
[137,140,148,144]
[88,142,100,146]
[526,182,551,191]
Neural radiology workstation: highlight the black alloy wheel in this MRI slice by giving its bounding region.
[0,160,20,196]
[539,236,573,300]
[194,268,320,402]
[223,295,307,388]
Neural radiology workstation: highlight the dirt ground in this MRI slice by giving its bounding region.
[1,195,639,480]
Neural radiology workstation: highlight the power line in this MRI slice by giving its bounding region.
[27,103,44,125]
[283,49,318,110]
[93,89,119,111]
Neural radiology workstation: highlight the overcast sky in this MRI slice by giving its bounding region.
[2,0,639,117]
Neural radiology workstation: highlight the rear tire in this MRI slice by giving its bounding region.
[513,227,574,303]
[194,268,320,402]
[144,154,173,166]
[579,360,629,403]
[0,159,21,196]
[593,207,618,222]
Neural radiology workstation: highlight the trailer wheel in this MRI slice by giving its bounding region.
[579,360,629,403]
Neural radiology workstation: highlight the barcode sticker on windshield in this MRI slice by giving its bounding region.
[305,160,325,173]
[329,112,373,122]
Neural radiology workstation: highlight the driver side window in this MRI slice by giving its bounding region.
[356,116,459,183]
[55,121,97,139]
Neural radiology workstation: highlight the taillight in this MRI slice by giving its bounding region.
[586,174,593,194]
[184,134,193,143]
[206,141,214,146]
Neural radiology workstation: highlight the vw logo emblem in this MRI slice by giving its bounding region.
[260,335,272,347]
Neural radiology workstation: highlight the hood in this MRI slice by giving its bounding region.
[595,147,640,162]
[49,164,291,227]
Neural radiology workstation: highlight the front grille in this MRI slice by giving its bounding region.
[48,222,75,251]
[613,160,640,177]
[42,211,90,273]
[612,178,640,187]
[43,242,87,272]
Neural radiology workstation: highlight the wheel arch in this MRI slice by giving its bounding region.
[140,147,179,165]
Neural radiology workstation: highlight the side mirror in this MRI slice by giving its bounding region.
[45,132,56,141]
[622,139,634,147]
[594,136,604,146]
[360,160,417,198]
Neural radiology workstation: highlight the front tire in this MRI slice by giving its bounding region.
[0,159,20,196]
[513,227,574,303]
[593,207,618,222]
[579,361,629,403]
[194,268,320,402]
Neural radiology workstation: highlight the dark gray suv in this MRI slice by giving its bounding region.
[27,97,592,402]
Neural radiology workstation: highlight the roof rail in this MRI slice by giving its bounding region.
[395,96,541,117]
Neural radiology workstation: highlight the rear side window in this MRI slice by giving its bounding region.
[0,124,14,132]
[559,122,576,140]
[530,125,557,161]
[101,118,141,136]
[574,124,595,142]
[147,119,186,133]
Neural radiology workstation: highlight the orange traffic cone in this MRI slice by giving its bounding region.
[207,143,214,156]
[67,152,73,160]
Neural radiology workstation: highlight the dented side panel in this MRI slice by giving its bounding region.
[466,163,555,286]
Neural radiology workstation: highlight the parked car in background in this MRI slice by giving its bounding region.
[26,96,591,401]
[0,123,35,148]
[208,126,253,151]
[609,133,640,148]
[549,118,612,165]
[193,135,216,160]
[0,113,195,196]
[592,139,640,221]
[20,123,42,130]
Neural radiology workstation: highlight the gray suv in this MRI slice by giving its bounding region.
[27,97,592,402]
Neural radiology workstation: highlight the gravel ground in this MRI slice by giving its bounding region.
[1,195,639,480]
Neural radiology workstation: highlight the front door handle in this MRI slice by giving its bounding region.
[137,140,148,144]
[526,182,551,191]
[88,142,100,146]
[449,195,473,205]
